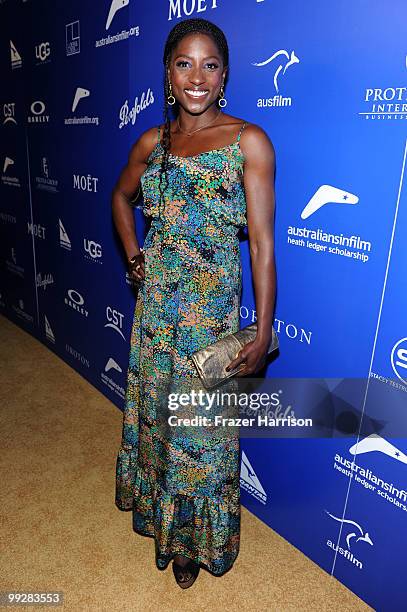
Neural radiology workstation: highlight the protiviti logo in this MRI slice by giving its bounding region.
[360,86,407,121]
[252,49,299,108]
[240,450,267,504]
[287,184,372,264]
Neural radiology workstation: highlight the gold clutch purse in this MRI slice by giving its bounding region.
[190,323,279,389]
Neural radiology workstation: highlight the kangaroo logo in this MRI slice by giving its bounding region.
[72,87,90,112]
[301,184,359,219]
[325,510,373,549]
[106,0,129,30]
[252,49,299,92]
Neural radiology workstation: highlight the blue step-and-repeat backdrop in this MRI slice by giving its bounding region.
[1,1,406,609]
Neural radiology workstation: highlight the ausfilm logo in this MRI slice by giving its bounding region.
[325,509,373,571]
[10,40,22,69]
[333,434,407,513]
[65,288,89,317]
[252,49,299,109]
[240,306,312,345]
[95,0,140,48]
[287,184,372,264]
[64,87,100,126]
[2,156,21,188]
[3,102,17,125]
[101,357,125,398]
[168,0,219,21]
[35,157,59,193]
[360,86,407,121]
[240,450,267,504]
[119,88,154,129]
[27,100,50,124]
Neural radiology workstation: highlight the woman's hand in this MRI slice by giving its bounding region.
[128,249,145,283]
[225,338,269,377]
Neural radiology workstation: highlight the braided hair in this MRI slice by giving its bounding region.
[158,18,229,218]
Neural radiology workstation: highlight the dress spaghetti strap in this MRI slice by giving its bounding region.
[157,124,161,144]
[236,121,247,142]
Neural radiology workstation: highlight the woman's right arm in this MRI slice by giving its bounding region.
[111,126,158,270]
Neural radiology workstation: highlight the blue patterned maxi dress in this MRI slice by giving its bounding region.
[115,122,248,576]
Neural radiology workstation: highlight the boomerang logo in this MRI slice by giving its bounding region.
[349,433,407,464]
[3,157,14,173]
[106,0,129,30]
[72,87,90,112]
[324,510,374,549]
[252,49,299,92]
[301,185,359,219]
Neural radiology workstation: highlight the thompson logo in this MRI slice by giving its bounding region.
[252,49,299,108]
[240,450,267,504]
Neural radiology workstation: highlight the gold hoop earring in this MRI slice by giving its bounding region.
[218,84,227,108]
[167,81,176,106]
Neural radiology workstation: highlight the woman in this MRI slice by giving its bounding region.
[112,18,276,588]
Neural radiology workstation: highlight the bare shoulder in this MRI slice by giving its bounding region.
[240,121,275,162]
[127,125,160,165]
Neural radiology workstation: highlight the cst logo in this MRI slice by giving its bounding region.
[391,338,407,384]
[105,307,126,340]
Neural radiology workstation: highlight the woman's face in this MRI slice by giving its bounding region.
[168,33,227,114]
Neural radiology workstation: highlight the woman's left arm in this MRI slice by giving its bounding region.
[226,124,276,376]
